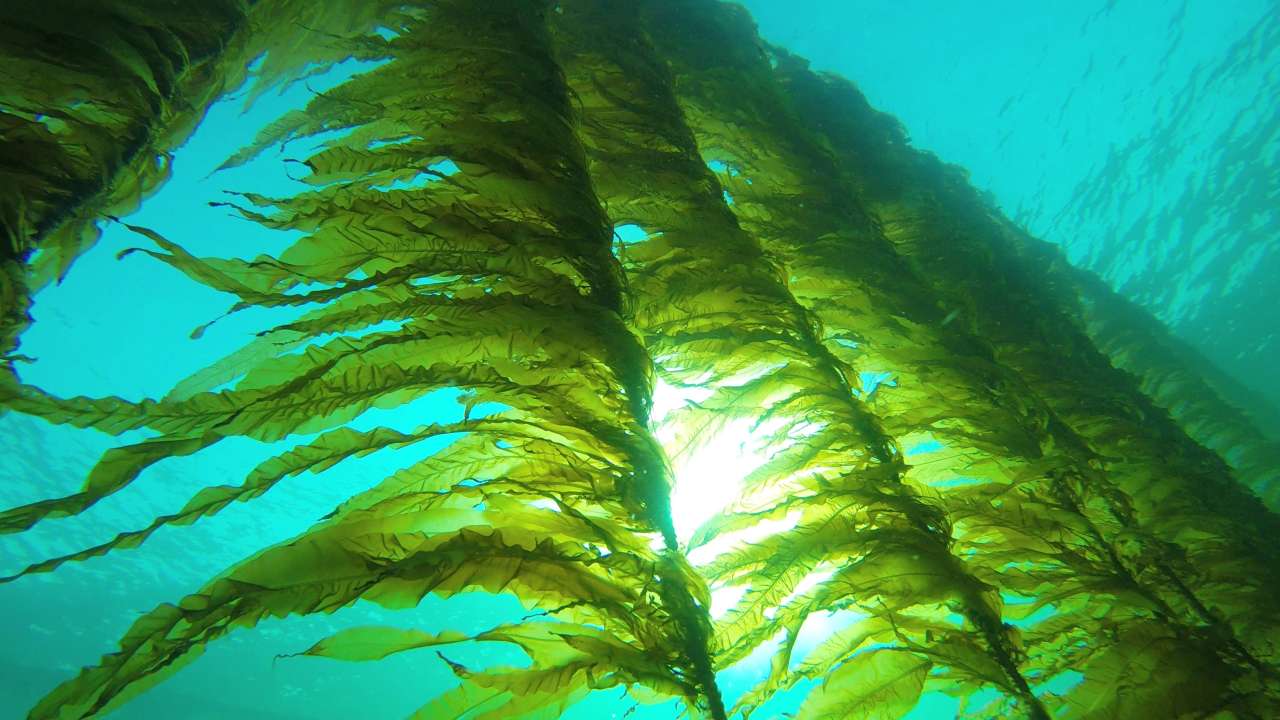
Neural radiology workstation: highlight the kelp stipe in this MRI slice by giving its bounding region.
[1,1,1278,719]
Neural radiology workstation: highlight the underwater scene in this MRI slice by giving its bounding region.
[1,1,1277,719]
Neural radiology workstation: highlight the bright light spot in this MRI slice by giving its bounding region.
[789,420,825,439]
[529,498,559,511]
[790,609,868,668]
[687,510,801,566]
[764,565,838,621]
[671,425,795,545]
[722,189,735,206]
[740,628,788,671]
[667,416,762,543]
[710,584,749,619]
[780,564,837,607]
[652,375,814,547]
[650,377,714,425]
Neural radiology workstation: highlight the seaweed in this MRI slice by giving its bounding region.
[766,33,1280,715]
[1,1,1277,718]
[0,0,408,355]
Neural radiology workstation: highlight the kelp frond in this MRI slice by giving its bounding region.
[0,0,411,359]
[4,2,725,718]
[636,0,1279,716]
[2,0,1278,719]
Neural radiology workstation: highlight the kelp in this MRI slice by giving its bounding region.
[1017,235,1280,507]
[553,2,1072,718]
[637,0,1280,717]
[1,0,244,275]
[0,0,408,356]
[3,1,1279,719]
[766,36,1280,708]
[4,2,725,717]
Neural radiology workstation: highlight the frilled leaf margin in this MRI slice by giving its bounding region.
[1,1,1277,719]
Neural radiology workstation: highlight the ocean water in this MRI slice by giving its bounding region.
[2,2,1276,719]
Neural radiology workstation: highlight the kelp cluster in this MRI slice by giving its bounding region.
[0,0,409,356]
[643,3,1280,716]
[1,0,1277,718]
[1039,250,1280,507]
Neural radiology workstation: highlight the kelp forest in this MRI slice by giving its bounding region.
[2,1,1279,718]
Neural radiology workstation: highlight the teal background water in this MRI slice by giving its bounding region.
[2,2,1277,718]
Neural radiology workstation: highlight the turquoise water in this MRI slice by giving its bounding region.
[2,2,1277,718]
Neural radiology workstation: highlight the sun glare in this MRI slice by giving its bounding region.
[651,378,809,547]
[666,416,769,543]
